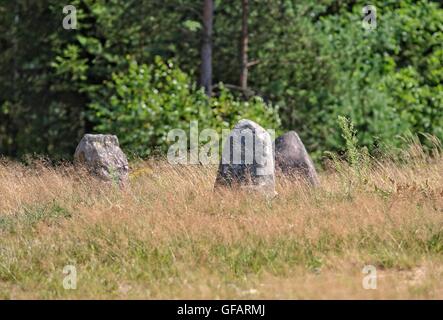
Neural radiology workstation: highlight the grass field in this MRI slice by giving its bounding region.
[1,143,443,299]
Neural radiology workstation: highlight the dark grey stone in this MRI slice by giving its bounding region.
[214,119,275,195]
[274,131,319,186]
[74,134,129,186]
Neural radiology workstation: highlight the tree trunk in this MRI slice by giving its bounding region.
[239,0,249,91]
[200,0,214,97]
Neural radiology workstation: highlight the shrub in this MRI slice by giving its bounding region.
[90,57,280,157]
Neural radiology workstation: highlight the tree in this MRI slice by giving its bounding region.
[200,0,214,96]
[239,0,248,91]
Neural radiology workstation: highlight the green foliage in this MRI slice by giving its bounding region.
[338,116,360,168]
[337,116,370,175]
[90,57,280,156]
[305,0,443,158]
[0,0,442,160]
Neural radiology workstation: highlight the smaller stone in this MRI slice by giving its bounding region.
[74,134,129,186]
[274,131,319,186]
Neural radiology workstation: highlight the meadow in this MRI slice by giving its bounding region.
[0,141,443,299]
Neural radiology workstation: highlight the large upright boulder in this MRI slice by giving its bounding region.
[274,131,319,186]
[214,119,275,195]
[74,134,129,186]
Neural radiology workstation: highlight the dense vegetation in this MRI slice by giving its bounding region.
[0,0,442,160]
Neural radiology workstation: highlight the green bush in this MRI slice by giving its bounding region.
[308,0,443,158]
[1,0,441,160]
[90,57,280,157]
[244,0,443,160]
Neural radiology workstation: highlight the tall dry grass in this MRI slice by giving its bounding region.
[0,142,443,299]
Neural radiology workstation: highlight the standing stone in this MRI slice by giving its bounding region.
[74,134,129,186]
[214,119,275,195]
[274,131,319,186]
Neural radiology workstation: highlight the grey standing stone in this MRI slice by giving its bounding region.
[214,119,275,195]
[74,134,129,186]
[274,131,319,186]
